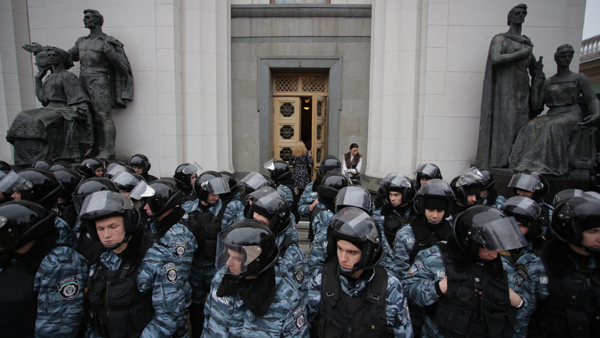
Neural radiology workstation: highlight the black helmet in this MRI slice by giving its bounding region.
[49,164,67,172]
[378,172,398,197]
[104,163,135,180]
[552,189,584,208]
[194,175,230,206]
[193,171,221,203]
[453,205,526,257]
[0,161,11,174]
[502,196,542,239]
[13,169,62,209]
[80,191,141,250]
[173,162,203,189]
[317,172,351,204]
[219,171,238,191]
[263,159,292,183]
[239,172,275,202]
[415,163,443,189]
[317,155,342,178]
[32,159,54,170]
[551,196,600,247]
[0,201,55,251]
[480,170,496,191]
[382,173,415,204]
[111,172,155,201]
[147,180,182,217]
[72,177,119,214]
[248,186,291,236]
[216,219,279,277]
[53,169,82,203]
[335,185,372,214]
[508,172,549,200]
[451,168,484,204]
[414,179,454,215]
[77,158,105,178]
[583,191,600,201]
[326,207,383,275]
[129,154,151,174]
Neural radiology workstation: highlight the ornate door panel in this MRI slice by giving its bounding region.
[311,95,327,178]
[273,97,301,161]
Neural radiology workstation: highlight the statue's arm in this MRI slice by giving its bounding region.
[489,36,532,66]
[579,74,600,126]
[34,69,49,106]
[102,42,130,75]
[68,38,81,62]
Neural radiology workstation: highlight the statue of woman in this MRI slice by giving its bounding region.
[475,4,539,170]
[7,46,93,166]
[509,44,600,175]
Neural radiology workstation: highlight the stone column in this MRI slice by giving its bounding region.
[0,0,35,162]
[365,0,420,179]
[181,0,234,172]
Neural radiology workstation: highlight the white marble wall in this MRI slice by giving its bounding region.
[366,0,587,180]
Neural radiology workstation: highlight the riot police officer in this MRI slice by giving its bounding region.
[500,196,544,266]
[173,162,203,213]
[264,158,296,211]
[508,171,553,235]
[81,191,189,337]
[479,170,506,210]
[512,195,600,338]
[52,168,82,228]
[414,163,443,191]
[129,153,158,182]
[297,155,342,218]
[372,172,416,247]
[0,201,88,338]
[203,219,309,337]
[404,205,526,337]
[449,167,484,221]
[307,207,413,337]
[76,158,105,180]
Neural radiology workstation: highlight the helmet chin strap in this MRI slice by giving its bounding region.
[103,233,131,251]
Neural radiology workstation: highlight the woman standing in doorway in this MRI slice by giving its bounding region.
[289,141,313,207]
[342,143,362,185]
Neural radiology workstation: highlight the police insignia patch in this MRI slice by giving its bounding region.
[407,261,423,277]
[175,241,186,258]
[164,263,178,284]
[293,306,306,330]
[57,276,80,301]
[294,263,305,283]
[515,263,529,287]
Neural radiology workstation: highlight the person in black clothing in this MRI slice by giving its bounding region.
[129,153,158,182]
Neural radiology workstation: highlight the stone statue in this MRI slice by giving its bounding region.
[69,9,133,159]
[6,45,93,166]
[509,44,600,175]
[475,4,540,170]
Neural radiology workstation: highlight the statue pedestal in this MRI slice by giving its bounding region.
[491,168,591,202]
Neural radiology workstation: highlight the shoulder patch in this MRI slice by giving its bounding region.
[294,262,305,283]
[164,262,178,284]
[293,306,306,330]
[174,240,187,258]
[57,276,80,301]
[407,260,423,277]
[514,263,529,287]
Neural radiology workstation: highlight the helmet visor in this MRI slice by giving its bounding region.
[203,177,231,195]
[0,171,33,194]
[129,181,155,200]
[389,175,412,189]
[331,207,379,244]
[215,235,261,276]
[104,164,127,178]
[472,217,527,251]
[251,187,285,214]
[80,191,134,219]
[263,158,276,171]
[182,162,203,176]
[456,168,483,187]
[419,179,454,198]
[240,172,268,190]
[416,163,439,178]
[560,197,600,219]
[508,173,542,192]
[335,187,372,212]
[504,196,541,219]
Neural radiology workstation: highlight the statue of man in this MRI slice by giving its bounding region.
[475,4,539,170]
[69,9,133,159]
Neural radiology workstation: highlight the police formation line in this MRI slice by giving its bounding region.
[0,155,599,338]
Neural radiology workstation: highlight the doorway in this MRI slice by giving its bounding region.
[272,74,328,179]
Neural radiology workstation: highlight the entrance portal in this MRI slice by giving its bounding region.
[272,74,328,179]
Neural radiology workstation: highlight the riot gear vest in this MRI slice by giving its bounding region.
[529,239,600,337]
[408,216,452,264]
[382,210,409,246]
[309,203,327,242]
[315,260,391,338]
[430,243,515,338]
[183,203,227,260]
[87,233,155,338]
[0,239,55,338]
